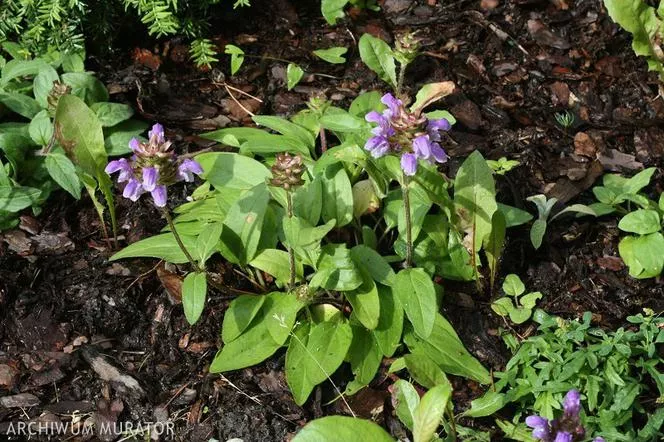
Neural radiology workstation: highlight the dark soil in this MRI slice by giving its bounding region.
[2,0,663,440]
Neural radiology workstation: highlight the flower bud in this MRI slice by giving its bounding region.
[47,81,72,115]
[270,153,305,190]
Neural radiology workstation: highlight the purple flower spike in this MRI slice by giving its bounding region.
[554,432,572,442]
[105,158,133,183]
[148,123,165,143]
[563,390,581,417]
[526,416,550,440]
[401,153,418,176]
[142,167,159,192]
[412,135,432,160]
[151,185,168,207]
[123,178,144,202]
[177,159,204,182]
[381,93,402,117]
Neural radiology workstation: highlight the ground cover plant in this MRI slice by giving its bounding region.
[0,1,663,441]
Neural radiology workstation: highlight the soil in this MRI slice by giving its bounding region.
[1,0,663,441]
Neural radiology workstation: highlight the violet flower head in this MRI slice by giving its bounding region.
[525,389,603,442]
[363,93,451,176]
[105,122,204,208]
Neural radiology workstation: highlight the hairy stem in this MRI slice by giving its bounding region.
[402,174,413,268]
[286,190,296,289]
[396,62,408,98]
[163,208,202,273]
[319,128,327,153]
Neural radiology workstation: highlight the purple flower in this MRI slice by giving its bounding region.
[526,416,551,440]
[129,137,141,153]
[554,433,572,442]
[177,159,204,182]
[105,158,133,183]
[412,135,432,160]
[151,185,168,207]
[142,167,159,192]
[148,123,165,144]
[365,136,391,158]
[401,153,418,176]
[123,178,144,201]
[427,118,451,140]
[593,438,605,442]
[563,390,581,418]
[381,93,402,118]
[106,122,200,208]
[431,142,448,163]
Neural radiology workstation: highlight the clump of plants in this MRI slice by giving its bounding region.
[0,44,146,233]
[468,310,664,441]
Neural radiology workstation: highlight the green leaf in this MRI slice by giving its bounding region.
[222,182,270,264]
[352,179,379,218]
[321,0,349,25]
[286,320,353,405]
[454,151,498,252]
[462,391,506,418]
[0,92,41,119]
[618,209,661,235]
[392,380,420,431]
[404,353,450,389]
[264,291,305,343]
[1,59,47,86]
[619,233,664,279]
[55,94,107,177]
[196,152,271,191]
[313,47,348,64]
[33,65,59,108]
[222,294,266,343]
[291,416,394,442]
[45,152,81,199]
[252,115,315,149]
[195,221,223,264]
[485,210,505,289]
[90,102,134,127]
[393,268,437,339]
[182,272,207,325]
[349,91,384,117]
[320,163,353,227]
[350,245,396,286]
[372,285,404,358]
[491,297,514,317]
[412,383,452,442]
[62,52,85,73]
[346,274,380,330]
[310,244,363,291]
[358,34,397,88]
[250,248,303,284]
[104,119,149,156]
[530,219,547,249]
[28,110,53,146]
[502,274,525,296]
[348,325,382,386]
[61,72,109,104]
[404,314,491,384]
[210,309,282,372]
[287,64,305,90]
[224,45,245,75]
[424,110,457,126]
[0,186,41,212]
[293,176,323,226]
[497,203,534,227]
[110,233,198,264]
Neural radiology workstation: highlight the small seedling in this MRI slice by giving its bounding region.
[491,274,542,324]
[526,194,595,249]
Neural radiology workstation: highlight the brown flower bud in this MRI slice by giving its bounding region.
[270,153,305,190]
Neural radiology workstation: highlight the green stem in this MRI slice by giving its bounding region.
[286,191,296,289]
[402,173,413,268]
[163,208,202,273]
[396,62,408,98]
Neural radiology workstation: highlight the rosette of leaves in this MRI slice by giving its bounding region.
[491,274,542,324]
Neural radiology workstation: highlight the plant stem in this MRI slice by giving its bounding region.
[402,173,413,268]
[163,208,202,273]
[319,128,327,153]
[286,190,296,289]
[396,62,408,98]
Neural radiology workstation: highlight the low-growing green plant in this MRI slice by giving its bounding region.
[491,274,542,324]
[604,1,664,85]
[0,45,145,233]
[487,157,520,176]
[526,194,595,249]
[587,167,664,278]
[321,0,380,26]
[468,309,664,441]
[107,77,539,407]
